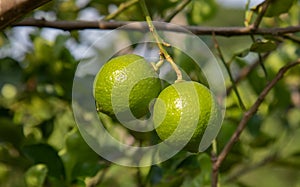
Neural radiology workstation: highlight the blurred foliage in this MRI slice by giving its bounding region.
[187,0,218,25]
[1,0,300,187]
[252,0,296,17]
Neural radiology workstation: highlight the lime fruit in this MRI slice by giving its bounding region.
[153,81,221,153]
[93,54,161,119]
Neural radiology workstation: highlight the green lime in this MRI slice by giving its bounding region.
[93,54,161,119]
[153,81,221,153]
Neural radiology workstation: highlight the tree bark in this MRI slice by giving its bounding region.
[13,18,300,37]
[0,0,52,30]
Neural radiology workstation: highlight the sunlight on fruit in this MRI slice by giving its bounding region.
[94,54,162,119]
[153,81,221,153]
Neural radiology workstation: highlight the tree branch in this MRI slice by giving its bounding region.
[12,18,300,37]
[0,0,52,30]
[211,59,300,187]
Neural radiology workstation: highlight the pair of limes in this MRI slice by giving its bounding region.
[93,54,220,153]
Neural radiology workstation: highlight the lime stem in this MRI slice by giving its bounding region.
[139,0,183,82]
[156,59,164,69]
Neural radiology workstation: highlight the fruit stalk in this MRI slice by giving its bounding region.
[139,0,183,82]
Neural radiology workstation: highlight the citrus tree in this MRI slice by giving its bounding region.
[1,0,300,187]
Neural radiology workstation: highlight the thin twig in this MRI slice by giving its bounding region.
[250,35,268,79]
[211,59,300,187]
[250,0,270,30]
[12,19,300,37]
[211,139,219,187]
[163,0,191,22]
[283,34,300,45]
[103,0,139,21]
[258,52,268,78]
[212,32,246,110]
[139,0,182,82]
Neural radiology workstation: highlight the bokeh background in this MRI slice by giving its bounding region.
[1,0,300,186]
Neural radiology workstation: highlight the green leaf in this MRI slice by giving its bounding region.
[0,58,22,104]
[33,37,53,63]
[145,0,178,17]
[175,49,208,85]
[187,0,217,25]
[247,69,267,95]
[250,40,277,53]
[181,154,212,187]
[234,49,250,58]
[13,96,54,127]
[0,118,24,148]
[253,0,296,17]
[60,129,102,182]
[147,165,163,185]
[71,162,105,179]
[248,132,276,147]
[0,143,30,169]
[22,144,65,180]
[216,121,243,172]
[0,32,8,47]
[269,81,291,109]
[176,154,201,170]
[216,121,236,151]
[24,164,48,187]
[57,0,79,20]
[53,35,69,59]
[47,109,75,149]
[246,114,263,137]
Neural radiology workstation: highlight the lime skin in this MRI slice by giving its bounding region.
[94,54,162,120]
